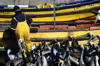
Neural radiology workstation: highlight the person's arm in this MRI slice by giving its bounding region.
[94,17,97,23]
[26,15,32,26]
[93,16,98,26]
[11,18,17,30]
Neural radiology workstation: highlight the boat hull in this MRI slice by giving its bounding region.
[0,29,100,50]
[0,0,100,22]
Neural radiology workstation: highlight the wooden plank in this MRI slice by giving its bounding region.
[0,21,94,25]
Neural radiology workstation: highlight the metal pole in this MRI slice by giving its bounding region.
[29,0,31,5]
[14,0,15,5]
[23,0,24,5]
[53,0,56,30]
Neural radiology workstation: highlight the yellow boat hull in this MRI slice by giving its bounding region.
[0,1,100,22]
[0,29,100,49]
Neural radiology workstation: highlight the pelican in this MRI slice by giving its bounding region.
[7,49,15,60]
[35,42,48,66]
[79,45,85,66]
[83,44,96,66]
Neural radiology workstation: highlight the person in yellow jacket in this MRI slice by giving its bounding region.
[11,5,32,52]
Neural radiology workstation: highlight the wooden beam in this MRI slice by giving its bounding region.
[0,21,94,25]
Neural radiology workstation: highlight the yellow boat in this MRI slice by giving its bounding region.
[0,0,100,51]
[0,19,100,50]
[0,27,100,51]
[0,0,100,22]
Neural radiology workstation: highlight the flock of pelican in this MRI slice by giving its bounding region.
[5,32,100,66]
